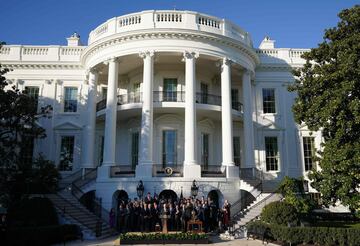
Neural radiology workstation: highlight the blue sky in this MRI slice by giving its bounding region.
[0,0,358,48]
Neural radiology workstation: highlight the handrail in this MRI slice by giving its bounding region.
[58,169,83,189]
[70,168,111,225]
[230,181,263,218]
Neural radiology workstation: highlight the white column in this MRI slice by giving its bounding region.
[136,51,154,177]
[242,70,255,168]
[221,58,238,178]
[82,68,98,168]
[183,51,201,178]
[102,58,119,169]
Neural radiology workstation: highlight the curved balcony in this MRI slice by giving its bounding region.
[96,91,243,112]
[88,10,253,47]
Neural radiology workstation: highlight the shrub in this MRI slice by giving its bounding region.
[7,197,58,227]
[246,221,360,246]
[261,201,299,226]
[2,224,81,246]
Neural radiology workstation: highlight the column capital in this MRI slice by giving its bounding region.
[183,51,199,60]
[216,57,233,67]
[103,56,121,65]
[139,50,155,59]
[86,66,100,76]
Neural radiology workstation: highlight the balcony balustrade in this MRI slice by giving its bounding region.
[95,91,243,112]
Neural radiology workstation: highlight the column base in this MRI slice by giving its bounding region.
[226,165,239,178]
[97,165,111,181]
[135,164,153,178]
[183,164,201,178]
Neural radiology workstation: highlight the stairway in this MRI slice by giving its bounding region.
[233,193,281,228]
[46,191,115,239]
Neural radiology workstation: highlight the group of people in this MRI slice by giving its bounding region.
[109,192,231,233]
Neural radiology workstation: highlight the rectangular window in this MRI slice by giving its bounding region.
[131,132,140,169]
[265,137,279,171]
[98,136,104,166]
[262,88,276,113]
[64,87,78,112]
[233,136,241,166]
[59,136,75,171]
[231,89,239,110]
[162,130,177,166]
[102,87,107,100]
[200,83,209,104]
[133,83,141,103]
[163,78,178,102]
[201,133,209,168]
[303,137,315,171]
[25,86,39,112]
[21,136,35,165]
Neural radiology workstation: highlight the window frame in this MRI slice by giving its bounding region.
[262,88,276,114]
[59,135,75,171]
[264,136,279,172]
[63,87,78,113]
[302,136,316,172]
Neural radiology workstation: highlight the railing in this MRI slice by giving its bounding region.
[232,101,243,112]
[196,92,221,106]
[71,168,111,224]
[96,91,246,112]
[156,12,183,22]
[201,165,226,177]
[110,165,135,177]
[153,164,183,177]
[240,167,263,180]
[96,99,106,111]
[58,168,83,190]
[153,91,185,103]
[197,14,220,29]
[87,10,253,47]
[230,181,263,220]
[119,14,142,27]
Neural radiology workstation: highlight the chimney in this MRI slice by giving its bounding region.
[66,32,82,46]
[259,36,275,49]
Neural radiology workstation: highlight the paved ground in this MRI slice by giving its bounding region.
[56,236,278,246]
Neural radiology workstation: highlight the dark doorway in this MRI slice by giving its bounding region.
[80,190,96,212]
[116,190,129,207]
[158,189,178,203]
[207,190,220,208]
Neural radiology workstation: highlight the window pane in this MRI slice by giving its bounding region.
[231,89,239,110]
[162,130,177,166]
[265,137,279,171]
[64,87,78,112]
[303,137,315,171]
[163,78,178,102]
[59,136,75,171]
[200,83,208,104]
[131,132,139,168]
[262,88,276,113]
[201,133,209,167]
[25,86,39,112]
[233,136,241,166]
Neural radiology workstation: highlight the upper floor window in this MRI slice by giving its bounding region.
[131,131,140,169]
[201,133,209,168]
[102,87,107,100]
[25,86,39,111]
[231,89,240,111]
[64,87,78,112]
[133,83,141,103]
[163,78,178,102]
[233,136,241,166]
[200,83,209,104]
[59,136,75,171]
[265,136,279,171]
[262,88,276,114]
[303,137,315,171]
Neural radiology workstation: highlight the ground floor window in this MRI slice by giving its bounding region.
[303,136,315,171]
[131,132,139,168]
[162,130,177,166]
[201,133,209,168]
[265,136,279,171]
[233,136,241,166]
[59,136,75,171]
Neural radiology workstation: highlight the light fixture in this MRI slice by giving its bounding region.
[136,180,144,199]
[191,180,199,198]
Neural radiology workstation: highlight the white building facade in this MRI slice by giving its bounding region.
[0,10,321,210]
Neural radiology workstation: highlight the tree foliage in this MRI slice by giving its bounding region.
[288,5,360,214]
[0,42,59,207]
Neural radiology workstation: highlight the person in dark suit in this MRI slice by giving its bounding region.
[144,203,152,232]
[144,192,153,204]
[169,203,175,231]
